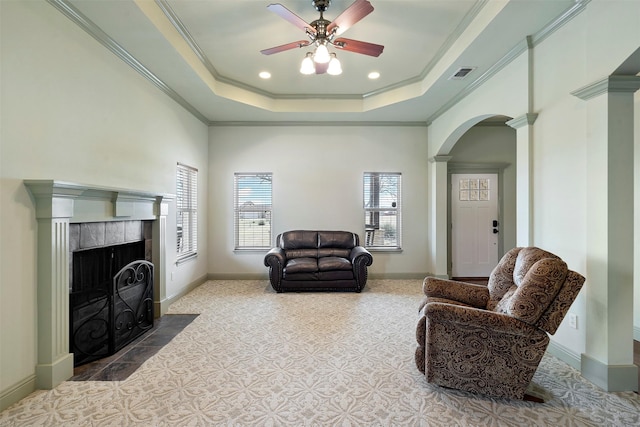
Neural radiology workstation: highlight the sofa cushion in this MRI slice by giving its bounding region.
[318,270,353,280]
[318,256,352,271]
[318,231,356,249]
[317,248,351,258]
[285,249,318,259]
[284,257,318,274]
[284,272,319,281]
[281,231,318,250]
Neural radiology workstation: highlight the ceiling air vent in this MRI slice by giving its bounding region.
[449,67,476,80]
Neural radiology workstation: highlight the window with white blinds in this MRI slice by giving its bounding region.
[234,173,272,250]
[176,163,198,261]
[363,172,401,249]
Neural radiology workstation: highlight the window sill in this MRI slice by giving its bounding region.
[234,248,270,253]
[365,247,403,253]
[176,253,197,265]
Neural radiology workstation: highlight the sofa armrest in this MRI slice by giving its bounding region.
[349,246,373,292]
[422,277,489,308]
[264,247,286,267]
[264,247,286,292]
[350,246,373,266]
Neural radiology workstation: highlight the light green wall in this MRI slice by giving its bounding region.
[208,125,431,278]
[0,1,209,408]
[427,0,640,371]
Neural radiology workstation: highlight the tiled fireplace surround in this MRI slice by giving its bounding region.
[24,180,173,390]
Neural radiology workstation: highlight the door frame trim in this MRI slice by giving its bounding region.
[447,162,508,278]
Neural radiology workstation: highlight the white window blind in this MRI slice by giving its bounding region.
[234,173,272,249]
[176,163,198,261]
[363,172,401,249]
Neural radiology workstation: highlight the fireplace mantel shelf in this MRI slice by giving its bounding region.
[24,180,174,222]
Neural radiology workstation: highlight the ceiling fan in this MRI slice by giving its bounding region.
[260,0,384,75]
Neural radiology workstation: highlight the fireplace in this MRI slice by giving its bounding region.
[70,222,154,366]
[24,180,173,389]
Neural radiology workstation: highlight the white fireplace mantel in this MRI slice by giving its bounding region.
[24,180,174,390]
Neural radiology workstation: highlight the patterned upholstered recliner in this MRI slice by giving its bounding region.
[415,247,585,400]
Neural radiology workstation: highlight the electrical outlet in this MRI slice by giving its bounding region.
[568,313,578,329]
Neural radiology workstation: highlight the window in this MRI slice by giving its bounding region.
[176,163,198,261]
[234,173,272,250]
[363,172,401,249]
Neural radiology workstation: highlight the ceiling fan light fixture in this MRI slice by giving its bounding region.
[313,42,331,63]
[327,54,342,75]
[300,53,316,74]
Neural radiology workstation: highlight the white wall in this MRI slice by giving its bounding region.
[208,125,430,278]
[0,1,208,406]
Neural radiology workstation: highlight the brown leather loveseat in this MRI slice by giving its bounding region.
[264,230,373,293]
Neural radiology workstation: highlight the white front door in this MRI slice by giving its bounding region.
[451,173,499,278]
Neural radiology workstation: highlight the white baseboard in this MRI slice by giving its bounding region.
[546,340,582,370]
[158,274,209,315]
[0,374,36,412]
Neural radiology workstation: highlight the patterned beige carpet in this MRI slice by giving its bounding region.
[1,279,639,426]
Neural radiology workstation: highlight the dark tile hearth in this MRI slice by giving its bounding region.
[70,314,198,382]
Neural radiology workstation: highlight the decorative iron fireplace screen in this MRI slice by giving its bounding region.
[70,242,153,366]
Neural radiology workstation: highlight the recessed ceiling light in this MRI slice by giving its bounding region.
[259,71,271,79]
[368,71,380,80]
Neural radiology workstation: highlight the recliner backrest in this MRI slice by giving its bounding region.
[486,246,585,334]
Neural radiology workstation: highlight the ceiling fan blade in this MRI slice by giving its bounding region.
[261,40,310,55]
[267,3,316,34]
[326,0,374,36]
[315,62,328,74]
[333,38,384,57]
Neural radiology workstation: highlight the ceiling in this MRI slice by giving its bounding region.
[55,0,583,124]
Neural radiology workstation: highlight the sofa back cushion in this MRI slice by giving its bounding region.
[318,231,358,249]
[280,231,318,250]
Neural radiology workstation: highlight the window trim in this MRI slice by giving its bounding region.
[363,172,402,251]
[234,172,273,251]
[176,162,198,263]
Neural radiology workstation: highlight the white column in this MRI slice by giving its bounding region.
[506,113,537,247]
[572,75,640,392]
[429,156,451,278]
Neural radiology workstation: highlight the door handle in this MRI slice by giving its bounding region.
[493,228,499,234]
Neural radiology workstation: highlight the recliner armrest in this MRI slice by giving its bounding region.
[424,302,542,338]
[423,277,489,308]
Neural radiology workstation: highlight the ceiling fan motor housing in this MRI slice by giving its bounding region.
[312,0,331,12]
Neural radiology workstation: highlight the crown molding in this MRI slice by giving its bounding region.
[506,113,538,129]
[571,76,640,100]
[209,121,428,127]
